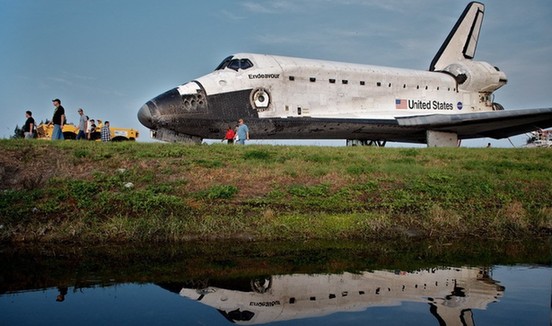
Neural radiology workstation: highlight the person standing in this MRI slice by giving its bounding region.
[101,121,111,142]
[236,118,249,145]
[76,108,87,140]
[23,110,35,139]
[50,98,65,140]
[87,119,96,140]
[223,125,235,144]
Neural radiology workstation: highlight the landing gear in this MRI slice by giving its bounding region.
[151,128,202,143]
[492,102,504,111]
[346,140,387,147]
[426,130,459,147]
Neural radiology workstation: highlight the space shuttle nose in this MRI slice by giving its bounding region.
[138,102,155,129]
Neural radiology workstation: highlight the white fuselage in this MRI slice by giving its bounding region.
[189,53,500,120]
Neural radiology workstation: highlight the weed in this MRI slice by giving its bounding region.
[69,180,100,209]
[346,164,373,175]
[73,148,90,159]
[305,154,334,164]
[400,148,420,157]
[243,149,272,161]
[0,190,40,221]
[193,159,223,168]
[391,157,416,165]
[288,184,329,197]
[196,185,238,200]
[147,184,174,194]
[109,190,185,216]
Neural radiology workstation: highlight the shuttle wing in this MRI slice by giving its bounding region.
[396,107,552,139]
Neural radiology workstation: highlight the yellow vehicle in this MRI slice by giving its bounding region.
[36,120,139,141]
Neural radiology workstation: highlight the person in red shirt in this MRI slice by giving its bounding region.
[223,126,235,144]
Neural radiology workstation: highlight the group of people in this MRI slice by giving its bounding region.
[75,105,111,142]
[223,118,250,144]
[22,98,111,142]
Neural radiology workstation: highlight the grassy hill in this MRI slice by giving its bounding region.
[0,140,550,242]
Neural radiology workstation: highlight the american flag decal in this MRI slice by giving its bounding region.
[395,99,407,109]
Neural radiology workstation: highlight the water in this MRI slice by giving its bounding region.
[0,240,550,325]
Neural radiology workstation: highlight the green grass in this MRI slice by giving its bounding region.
[0,139,550,242]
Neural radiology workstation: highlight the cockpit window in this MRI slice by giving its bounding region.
[215,56,233,71]
[240,59,253,70]
[227,59,241,71]
[215,56,254,71]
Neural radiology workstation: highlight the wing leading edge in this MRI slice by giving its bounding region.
[396,108,552,139]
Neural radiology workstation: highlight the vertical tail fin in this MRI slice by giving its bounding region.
[429,2,485,71]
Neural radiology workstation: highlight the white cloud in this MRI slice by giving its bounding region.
[241,1,300,14]
[219,9,245,21]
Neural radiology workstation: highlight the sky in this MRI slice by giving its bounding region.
[1,0,551,147]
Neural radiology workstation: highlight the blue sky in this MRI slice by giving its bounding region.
[1,0,551,147]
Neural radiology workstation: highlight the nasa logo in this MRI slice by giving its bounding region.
[457,102,463,110]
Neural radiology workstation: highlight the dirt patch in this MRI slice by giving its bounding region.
[0,145,107,190]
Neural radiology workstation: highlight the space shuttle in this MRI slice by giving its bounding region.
[138,2,552,147]
[172,267,504,325]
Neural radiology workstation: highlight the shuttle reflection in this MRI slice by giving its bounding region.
[175,267,504,325]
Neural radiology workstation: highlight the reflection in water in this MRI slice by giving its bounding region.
[1,241,549,325]
[55,286,68,302]
[174,267,504,325]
